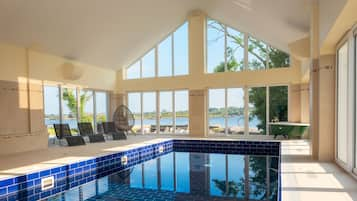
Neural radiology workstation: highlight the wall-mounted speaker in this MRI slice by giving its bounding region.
[61,62,83,80]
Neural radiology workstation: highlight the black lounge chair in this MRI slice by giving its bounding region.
[101,122,127,140]
[78,122,105,143]
[53,124,86,146]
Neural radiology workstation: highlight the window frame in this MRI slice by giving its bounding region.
[125,21,189,80]
[43,83,110,139]
[335,27,356,173]
[126,89,189,135]
[205,17,290,73]
[207,84,289,137]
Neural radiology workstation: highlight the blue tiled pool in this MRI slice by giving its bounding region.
[46,152,279,201]
[0,140,280,201]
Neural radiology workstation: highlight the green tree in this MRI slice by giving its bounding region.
[62,89,93,123]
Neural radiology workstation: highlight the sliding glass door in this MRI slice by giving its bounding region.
[128,92,142,134]
[143,92,157,134]
[337,42,349,164]
[227,88,245,135]
[208,89,226,134]
[248,87,266,135]
[159,91,173,133]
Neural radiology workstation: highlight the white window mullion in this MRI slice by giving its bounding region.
[155,46,159,77]
[140,59,143,78]
[59,85,63,124]
[141,92,144,135]
[224,26,228,72]
[172,34,175,77]
[244,35,248,71]
[76,88,80,122]
[266,86,270,136]
[93,91,97,132]
[244,87,249,136]
[225,88,228,135]
[157,91,160,134]
[266,46,270,70]
[173,91,176,134]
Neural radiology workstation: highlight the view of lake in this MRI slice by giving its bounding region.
[45,115,261,129]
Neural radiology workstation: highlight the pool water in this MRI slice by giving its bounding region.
[45,152,279,201]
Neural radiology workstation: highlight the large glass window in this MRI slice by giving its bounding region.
[207,18,289,73]
[208,89,226,134]
[44,86,109,139]
[175,90,189,134]
[209,86,287,136]
[44,85,60,138]
[126,22,188,79]
[207,19,225,73]
[143,92,157,134]
[62,87,79,134]
[127,90,189,134]
[158,36,173,77]
[95,91,108,123]
[249,87,266,135]
[337,42,348,163]
[126,60,141,79]
[159,91,173,133]
[208,88,245,135]
[174,22,189,76]
[80,90,94,124]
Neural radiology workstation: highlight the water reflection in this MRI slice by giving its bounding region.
[46,152,278,201]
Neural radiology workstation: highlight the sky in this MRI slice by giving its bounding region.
[127,22,188,79]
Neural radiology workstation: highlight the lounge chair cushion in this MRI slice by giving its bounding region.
[88,135,105,143]
[78,122,95,136]
[54,124,72,139]
[65,136,86,146]
[102,122,116,133]
[112,131,127,140]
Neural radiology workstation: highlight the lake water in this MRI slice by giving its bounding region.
[45,116,261,129]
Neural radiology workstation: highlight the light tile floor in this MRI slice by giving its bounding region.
[281,140,357,201]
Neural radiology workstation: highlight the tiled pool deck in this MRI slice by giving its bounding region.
[0,136,280,201]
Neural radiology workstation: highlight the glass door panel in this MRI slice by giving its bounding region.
[159,91,173,133]
[248,87,266,135]
[208,89,226,134]
[227,88,245,135]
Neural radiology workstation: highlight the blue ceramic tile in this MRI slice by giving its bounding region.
[0,179,13,188]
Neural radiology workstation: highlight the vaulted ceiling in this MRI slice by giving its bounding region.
[0,0,312,70]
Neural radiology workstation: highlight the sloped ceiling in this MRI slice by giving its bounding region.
[0,0,311,70]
